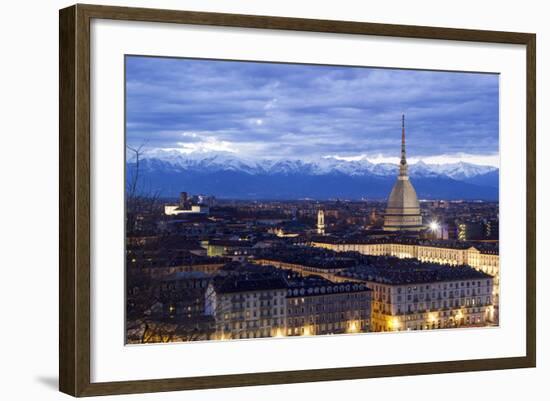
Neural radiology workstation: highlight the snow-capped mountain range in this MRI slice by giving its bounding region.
[128,151,499,200]
[135,151,497,179]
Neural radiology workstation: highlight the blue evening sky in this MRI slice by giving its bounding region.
[126,56,499,166]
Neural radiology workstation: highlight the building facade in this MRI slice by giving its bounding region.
[286,279,371,336]
[154,271,211,319]
[311,238,500,323]
[205,275,288,340]
[164,204,210,216]
[311,239,499,279]
[341,265,495,331]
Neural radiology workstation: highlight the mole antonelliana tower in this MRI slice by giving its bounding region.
[383,115,423,231]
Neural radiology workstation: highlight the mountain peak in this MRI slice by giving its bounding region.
[127,152,499,200]
[134,152,497,181]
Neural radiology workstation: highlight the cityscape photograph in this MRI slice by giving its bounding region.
[125,56,499,344]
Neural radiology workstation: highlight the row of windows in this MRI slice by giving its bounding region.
[222,318,283,331]
[288,293,370,305]
[288,286,368,296]
[374,308,488,323]
[287,321,369,334]
[287,301,370,315]
[222,308,285,320]
[376,316,486,332]
[373,297,491,315]
[225,298,283,309]
[228,292,286,302]
[287,312,368,326]
[229,330,273,339]
[331,244,499,268]
[373,280,491,295]
[390,288,489,302]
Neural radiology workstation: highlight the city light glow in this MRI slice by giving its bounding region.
[428,313,438,323]
[429,221,440,232]
[347,321,359,333]
[388,317,400,331]
[124,58,500,345]
[274,328,285,338]
[487,305,495,320]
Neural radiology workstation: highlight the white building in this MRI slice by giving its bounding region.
[205,275,287,340]
[164,204,210,216]
[342,265,495,331]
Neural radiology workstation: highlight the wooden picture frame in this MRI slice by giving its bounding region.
[59,3,536,397]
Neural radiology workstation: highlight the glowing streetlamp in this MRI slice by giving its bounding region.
[429,220,440,232]
[429,220,441,239]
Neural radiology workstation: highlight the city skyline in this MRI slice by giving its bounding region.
[126,56,499,167]
[125,56,500,344]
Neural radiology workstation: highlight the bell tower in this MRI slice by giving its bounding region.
[317,210,325,235]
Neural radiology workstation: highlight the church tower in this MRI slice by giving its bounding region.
[317,209,325,235]
[383,115,423,231]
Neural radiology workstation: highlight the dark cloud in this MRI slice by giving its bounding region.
[126,56,499,161]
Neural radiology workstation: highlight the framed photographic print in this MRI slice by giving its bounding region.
[59,4,536,397]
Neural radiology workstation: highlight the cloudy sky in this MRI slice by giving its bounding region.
[126,56,499,166]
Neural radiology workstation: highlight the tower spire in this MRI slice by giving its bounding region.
[399,114,408,177]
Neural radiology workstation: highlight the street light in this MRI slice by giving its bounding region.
[429,220,440,232]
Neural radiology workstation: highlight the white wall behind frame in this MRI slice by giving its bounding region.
[91,18,525,383]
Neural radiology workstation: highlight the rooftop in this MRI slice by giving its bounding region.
[340,263,492,285]
[160,271,212,281]
[208,239,254,247]
[311,236,499,254]
[127,249,227,268]
[212,272,287,294]
[126,236,204,251]
[257,247,358,270]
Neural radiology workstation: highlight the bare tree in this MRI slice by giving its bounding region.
[126,144,144,199]
[127,316,211,344]
[126,143,161,235]
[126,282,215,344]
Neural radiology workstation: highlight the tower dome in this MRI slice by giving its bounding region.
[383,115,423,231]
